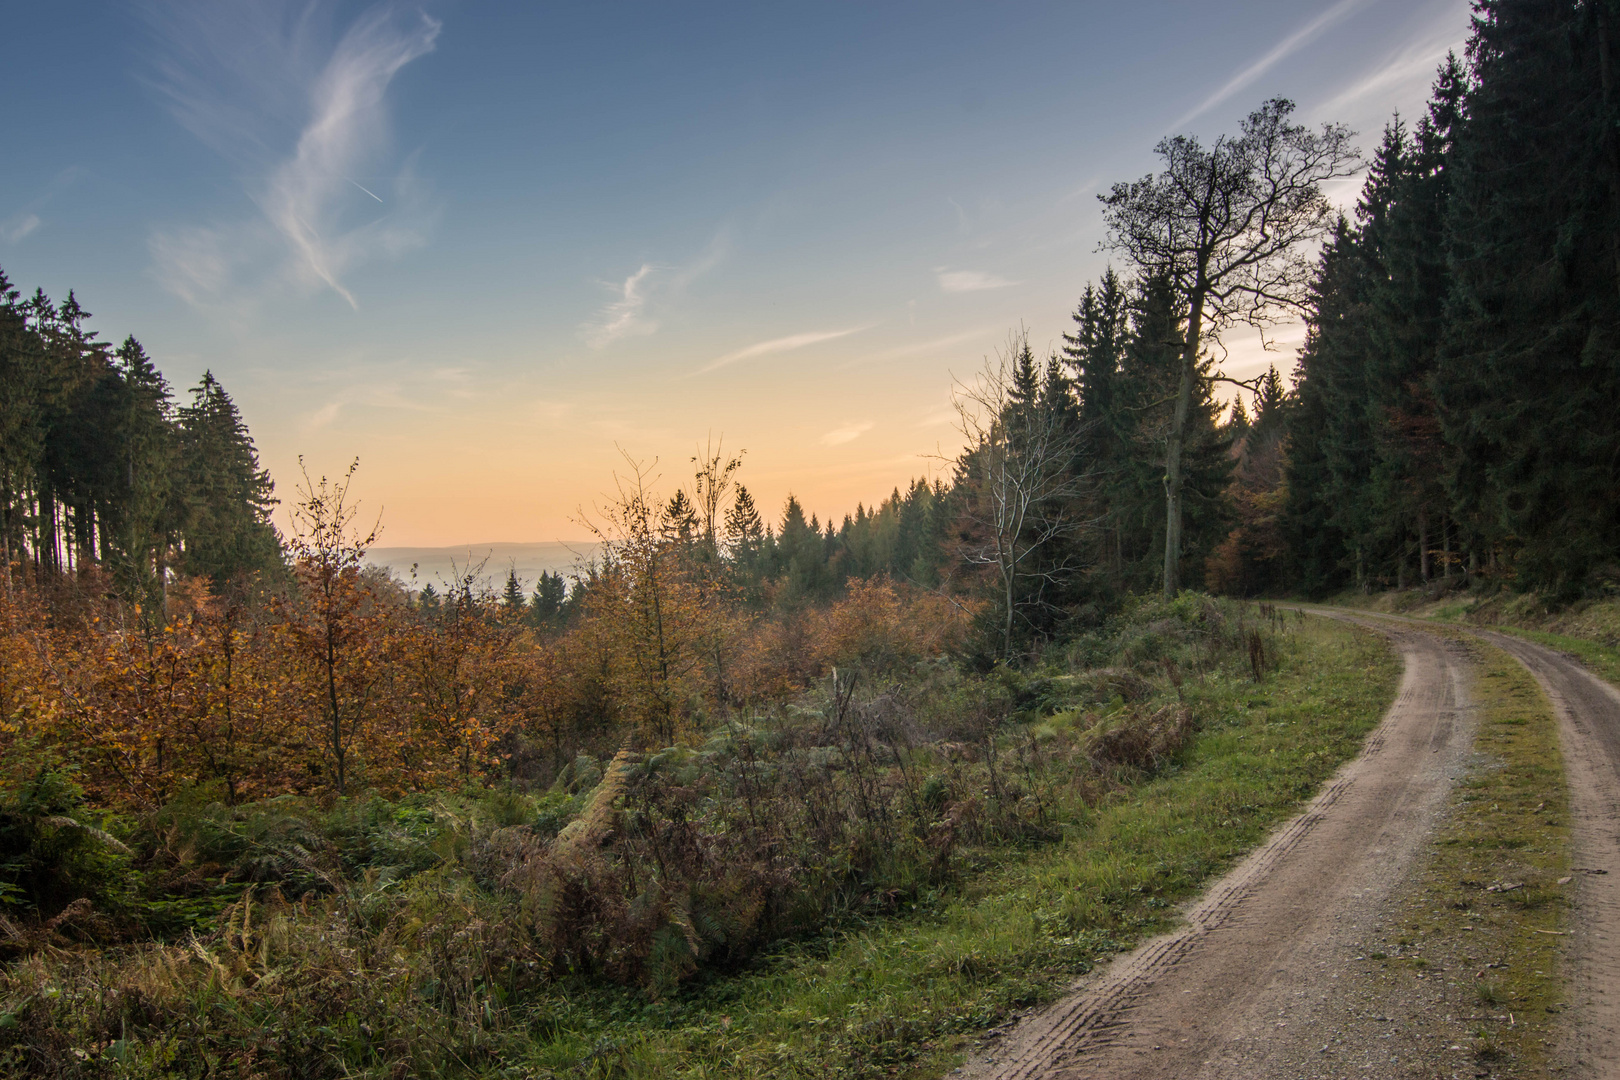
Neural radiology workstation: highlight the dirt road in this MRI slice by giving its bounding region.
[1466,627,1620,1075]
[953,614,1620,1079]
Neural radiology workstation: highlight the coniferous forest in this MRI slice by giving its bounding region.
[1,2,1617,1077]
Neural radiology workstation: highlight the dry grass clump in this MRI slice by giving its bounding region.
[1085,704,1197,774]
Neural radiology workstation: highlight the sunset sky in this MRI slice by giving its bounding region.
[0,0,1470,546]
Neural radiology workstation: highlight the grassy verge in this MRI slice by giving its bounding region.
[1358,635,1570,1076]
[1323,587,1620,686]
[1464,625,1620,688]
[505,613,1400,1078]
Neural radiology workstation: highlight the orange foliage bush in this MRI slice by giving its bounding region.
[728,578,976,703]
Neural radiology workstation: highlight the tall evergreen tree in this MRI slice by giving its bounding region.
[1438,0,1620,592]
[177,372,281,588]
[775,495,828,606]
[103,337,183,611]
[529,571,568,629]
[501,568,527,613]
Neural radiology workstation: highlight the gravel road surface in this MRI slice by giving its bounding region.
[954,619,1480,1080]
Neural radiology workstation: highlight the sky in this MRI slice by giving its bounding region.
[0,0,1473,546]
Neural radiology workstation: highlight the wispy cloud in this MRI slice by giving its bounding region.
[579,227,731,348]
[533,398,574,422]
[1313,11,1467,119]
[936,268,1018,293]
[145,2,440,311]
[0,213,41,244]
[1170,0,1367,131]
[697,326,867,375]
[1,167,84,248]
[835,327,992,372]
[582,264,661,347]
[821,421,874,447]
[298,358,447,431]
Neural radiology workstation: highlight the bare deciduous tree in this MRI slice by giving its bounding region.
[953,331,1091,661]
[1101,97,1358,596]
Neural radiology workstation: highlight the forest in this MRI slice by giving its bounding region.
[1,0,1616,1076]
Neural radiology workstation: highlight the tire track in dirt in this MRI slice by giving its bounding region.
[1442,625,1620,1076]
[953,619,1478,1080]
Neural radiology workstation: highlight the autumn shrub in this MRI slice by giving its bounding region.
[810,577,973,676]
[727,579,975,706]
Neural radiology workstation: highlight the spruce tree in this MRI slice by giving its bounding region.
[177,372,281,588]
[1439,0,1620,591]
[529,571,567,628]
[501,568,527,613]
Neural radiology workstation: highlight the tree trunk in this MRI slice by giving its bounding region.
[327,628,345,795]
[1595,2,1620,297]
[1003,561,1016,661]
[1418,507,1431,583]
[0,479,10,601]
[1442,516,1452,585]
[1162,288,1206,598]
[39,479,58,581]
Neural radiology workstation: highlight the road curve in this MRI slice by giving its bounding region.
[1443,624,1620,1075]
[955,619,1480,1080]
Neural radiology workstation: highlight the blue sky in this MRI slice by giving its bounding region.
[0,0,1472,544]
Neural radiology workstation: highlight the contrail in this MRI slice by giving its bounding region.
[349,178,384,203]
[1170,0,1368,132]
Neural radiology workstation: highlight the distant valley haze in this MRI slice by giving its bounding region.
[366,541,601,594]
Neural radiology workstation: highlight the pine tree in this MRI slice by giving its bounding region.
[1252,366,1287,439]
[529,571,568,628]
[775,495,828,606]
[177,372,281,588]
[32,290,113,579]
[724,484,764,560]
[501,568,527,614]
[1438,0,1620,592]
[0,267,43,590]
[1062,269,1132,583]
[102,337,182,612]
[663,490,698,545]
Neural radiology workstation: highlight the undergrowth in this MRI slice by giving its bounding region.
[0,598,1398,1079]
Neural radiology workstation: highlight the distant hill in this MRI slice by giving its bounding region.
[365,541,601,595]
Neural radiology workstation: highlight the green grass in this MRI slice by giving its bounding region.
[1323,587,1620,686]
[0,612,1402,1079]
[1463,624,1620,688]
[1362,635,1569,1076]
[497,614,1400,1078]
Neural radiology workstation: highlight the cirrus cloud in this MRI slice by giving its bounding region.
[582,263,661,347]
[697,326,869,375]
[1,213,42,245]
[935,268,1018,293]
[821,421,874,446]
[145,2,440,312]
